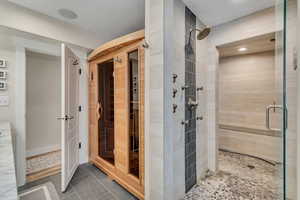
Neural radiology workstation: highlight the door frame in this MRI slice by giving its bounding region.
[15,38,89,186]
[15,38,61,186]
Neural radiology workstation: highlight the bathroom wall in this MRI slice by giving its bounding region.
[219,51,277,130]
[0,39,15,128]
[144,0,174,199]
[218,51,281,162]
[26,51,61,157]
[144,0,214,199]
[171,0,215,198]
[172,0,186,198]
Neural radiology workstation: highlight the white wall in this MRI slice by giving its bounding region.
[195,19,211,176]
[0,1,100,49]
[145,0,175,199]
[0,48,15,127]
[26,52,61,157]
[172,1,185,198]
[218,51,282,162]
[169,1,217,199]
[211,7,276,47]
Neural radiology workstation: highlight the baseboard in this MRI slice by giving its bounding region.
[26,165,61,183]
[26,144,61,158]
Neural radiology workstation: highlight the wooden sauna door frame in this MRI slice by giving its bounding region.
[89,41,144,199]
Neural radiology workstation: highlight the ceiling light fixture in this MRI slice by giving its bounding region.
[238,47,247,52]
[58,8,78,20]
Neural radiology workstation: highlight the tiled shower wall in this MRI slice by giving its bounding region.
[185,7,197,192]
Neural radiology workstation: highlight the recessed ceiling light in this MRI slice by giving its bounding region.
[58,9,78,20]
[238,47,247,52]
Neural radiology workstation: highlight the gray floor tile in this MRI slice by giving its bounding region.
[84,163,107,180]
[100,179,135,200]
[72,164,91,181]
[71,174,116,200]
[85,164,137,200]
[19,164,138,200]
[18,173,75,199]
[61,192,81,200]
[48,173,75,199]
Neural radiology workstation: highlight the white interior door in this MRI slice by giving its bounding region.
[61,44,80,192]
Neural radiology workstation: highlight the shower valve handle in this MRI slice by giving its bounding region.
[173,88,178,98]
[182,85,189,90]
[181,120,189,125]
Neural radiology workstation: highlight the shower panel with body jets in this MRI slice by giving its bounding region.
[172,26,210,121]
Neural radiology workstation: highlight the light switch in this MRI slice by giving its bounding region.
[0,95,9,106]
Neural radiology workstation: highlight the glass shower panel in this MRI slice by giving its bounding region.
[98,59,115,165]
[275,0,297,199]
[128,50,140,178]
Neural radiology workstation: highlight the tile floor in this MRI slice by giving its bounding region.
[19,163,137,200]
[184,150,282,200]
[19,151,283,200]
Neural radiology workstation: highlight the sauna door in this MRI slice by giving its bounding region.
[61,44,80,192]
[90,44,144,198]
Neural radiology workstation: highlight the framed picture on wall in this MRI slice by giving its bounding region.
[0,70,7,79]
[0,81,7,90]
[0,59,7,68]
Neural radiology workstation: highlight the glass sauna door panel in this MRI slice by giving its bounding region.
[98,59,115,165]
[128,50,140,178]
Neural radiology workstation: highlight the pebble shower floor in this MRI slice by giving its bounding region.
[183,150,281,200]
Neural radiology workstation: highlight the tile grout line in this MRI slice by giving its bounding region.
[80,166,122,200]
[71,185,84,200]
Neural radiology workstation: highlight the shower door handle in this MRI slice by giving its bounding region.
[97,102,103,120]
[266,104,283,131]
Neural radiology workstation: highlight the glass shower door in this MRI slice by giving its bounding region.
[274,0,297,199]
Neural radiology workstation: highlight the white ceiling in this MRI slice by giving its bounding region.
[8,0,145,45]
[6,0,274,45]
[183,0,274,26]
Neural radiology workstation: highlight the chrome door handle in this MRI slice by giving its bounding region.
[57,115,74,120]
[266,105,283,131]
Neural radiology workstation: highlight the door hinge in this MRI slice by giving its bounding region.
[91,72,93,80]
[79,142,82,149]
[78,105,82,112]
[79,68,82,75]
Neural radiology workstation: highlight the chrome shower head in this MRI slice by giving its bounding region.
[187,27,211,45]
[197,27,211,40]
